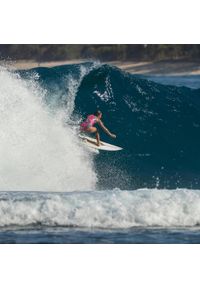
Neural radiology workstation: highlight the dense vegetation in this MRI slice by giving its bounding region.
[0,44,200,62]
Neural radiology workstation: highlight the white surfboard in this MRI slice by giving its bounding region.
[79,135,123,151]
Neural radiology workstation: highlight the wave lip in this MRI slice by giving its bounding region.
[0,189,200,229]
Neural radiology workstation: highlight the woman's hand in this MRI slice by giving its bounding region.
[110,133,116,138]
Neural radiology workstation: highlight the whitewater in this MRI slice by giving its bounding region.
[1,189,200,228]
[0,66,97,191]
[0,62,200,243]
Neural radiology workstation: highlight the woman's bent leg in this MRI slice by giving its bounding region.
[86,127,100,146]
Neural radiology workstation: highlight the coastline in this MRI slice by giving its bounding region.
[1,59,200,75]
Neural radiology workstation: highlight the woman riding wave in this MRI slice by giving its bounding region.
[80,110,116,146]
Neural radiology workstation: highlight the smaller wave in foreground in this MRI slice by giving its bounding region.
[0,189,200,229]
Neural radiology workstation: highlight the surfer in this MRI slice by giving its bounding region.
[80,110,116,146]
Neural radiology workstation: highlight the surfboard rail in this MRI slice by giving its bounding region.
[79,135,123,151]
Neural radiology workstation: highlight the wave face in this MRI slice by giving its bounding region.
[1,189,200,228]
[73,64,200,188]
[1,62,200,190]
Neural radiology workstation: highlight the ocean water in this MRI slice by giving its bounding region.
[0,62,200,243]
[144,74,200,90]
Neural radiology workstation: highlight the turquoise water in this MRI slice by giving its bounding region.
[0,62,200,243]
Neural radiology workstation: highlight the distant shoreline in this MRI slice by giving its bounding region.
[1,59,200,76]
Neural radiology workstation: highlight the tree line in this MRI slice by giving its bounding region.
[0,44,199,62]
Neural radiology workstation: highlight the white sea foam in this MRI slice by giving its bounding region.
[0,67,97,191]
[0,189,200,228]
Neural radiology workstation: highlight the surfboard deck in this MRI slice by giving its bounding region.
[79,135,123,151]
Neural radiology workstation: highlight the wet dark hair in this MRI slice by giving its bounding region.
[94,110,102,116]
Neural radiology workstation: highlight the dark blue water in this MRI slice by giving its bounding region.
[20,63,200,189]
